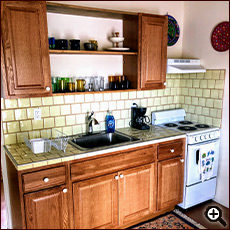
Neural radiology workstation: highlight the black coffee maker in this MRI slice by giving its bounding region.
[131,103,150,130]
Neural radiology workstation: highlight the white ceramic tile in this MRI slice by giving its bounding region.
[85,94,94,102]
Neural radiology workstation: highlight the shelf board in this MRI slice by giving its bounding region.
[52,89,137,96]
[46,2,138,20]
[49,50,138,55]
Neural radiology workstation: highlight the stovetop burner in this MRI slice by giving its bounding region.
[178,126,197,131]
[195,124,210,128]
[164,123,178,127]
[179,121,193,125]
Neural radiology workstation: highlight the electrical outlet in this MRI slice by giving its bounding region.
[34,108,41,120]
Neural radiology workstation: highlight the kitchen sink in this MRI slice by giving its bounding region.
[69,131,140,150]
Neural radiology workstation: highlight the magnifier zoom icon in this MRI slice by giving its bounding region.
[205,206,227,227]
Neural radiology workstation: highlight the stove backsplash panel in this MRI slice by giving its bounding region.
[1,70,225,145]
[178,70,225,127]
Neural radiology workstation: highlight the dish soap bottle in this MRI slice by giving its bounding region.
[106,110,115,133]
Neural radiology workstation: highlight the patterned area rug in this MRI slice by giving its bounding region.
[131,209,206,229]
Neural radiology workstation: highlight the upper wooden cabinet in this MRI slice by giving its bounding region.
[1,1,51,98]
[138,14,168,90]
[1,2,169,98]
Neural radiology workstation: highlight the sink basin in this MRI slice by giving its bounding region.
[69,131,140,150]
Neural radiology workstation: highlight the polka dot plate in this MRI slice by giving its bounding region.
[211,21,229,52]
[168,15,180,46]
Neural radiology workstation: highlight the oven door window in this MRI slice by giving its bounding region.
[186,139,220,186]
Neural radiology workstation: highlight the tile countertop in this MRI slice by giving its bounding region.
[4,126,186,171]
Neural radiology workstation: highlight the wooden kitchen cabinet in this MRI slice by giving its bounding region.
[157,157,184,210]
[72,163,156,229]
[73,173,118,229]
[5,138,185,229]
[24,185,70,229]
[119,163,156,225]
[1,2,169,98]
[139,14,168,90]
[157,139,185,211]
[1,1,52,98]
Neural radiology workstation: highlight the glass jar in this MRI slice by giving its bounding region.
[67,78,75,92]
[51,77,57,93]
[59,78,66,93]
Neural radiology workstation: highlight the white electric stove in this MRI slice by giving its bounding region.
[152,109,220,209]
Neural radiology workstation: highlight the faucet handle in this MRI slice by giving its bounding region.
[88,111,94,120]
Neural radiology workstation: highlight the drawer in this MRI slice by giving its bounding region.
[71,145,156,181]
[158,141,183,161]
[22,166,66,193]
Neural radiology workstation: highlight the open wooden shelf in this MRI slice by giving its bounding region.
[49,50,138,55]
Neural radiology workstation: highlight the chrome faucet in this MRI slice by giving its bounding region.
[87,111,99,134]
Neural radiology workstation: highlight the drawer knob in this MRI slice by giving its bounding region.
[46,86,51,92]
[120,174,124,179]
[164,82,167,86]
[170,149,175,153]
[180,159,184,163]
[43,177,49,183]
[115,175,119,180]
[63,188,68,193]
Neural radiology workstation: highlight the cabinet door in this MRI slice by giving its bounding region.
[157,157,184,210]
[24,185,70,229]
[73,173,118,229]
[1,1,51,98]
[140,14,168,90]
[119,163,156,225]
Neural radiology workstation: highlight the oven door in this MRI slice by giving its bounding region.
[186,139,220,186]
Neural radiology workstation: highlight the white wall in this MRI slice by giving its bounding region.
[183,1,229,208]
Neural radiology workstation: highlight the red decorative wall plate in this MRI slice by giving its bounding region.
[211,21,229,52]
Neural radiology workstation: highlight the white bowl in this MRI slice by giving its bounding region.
[110,37,124,43]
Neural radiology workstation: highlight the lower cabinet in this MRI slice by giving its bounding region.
[24,185,70,229]
[73,163,156,229]
[157,157,184,210]
[73,173,118,229]
[119,163,156,225]
[15,139,185,229]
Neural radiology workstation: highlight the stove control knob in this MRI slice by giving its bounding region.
[215,131,220,138]
[195,136,200,142]
[200,135,204,141]
[210,133,214,138]
[204,134,209,139]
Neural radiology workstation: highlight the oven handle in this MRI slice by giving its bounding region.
[196,149,200,165]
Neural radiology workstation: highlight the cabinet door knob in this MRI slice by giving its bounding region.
[43,177,49,183]
[164,82,167,86]
[46,86,51,92]
[63,188,68,193]
[170,149,175,153]
[115,175,119,180]
[180,159,184,163]
[119,174,124,179]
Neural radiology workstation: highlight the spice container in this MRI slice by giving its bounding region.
[89,40,98,50]
[55,39,68,50]
[49,37,55,49]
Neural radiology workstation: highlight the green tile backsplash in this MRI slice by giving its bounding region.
[1,70,225,145]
